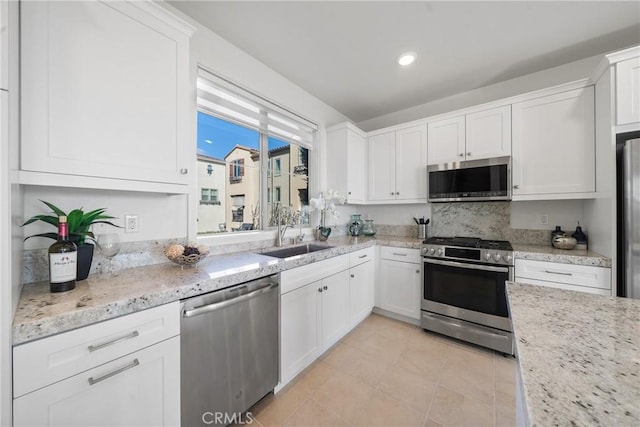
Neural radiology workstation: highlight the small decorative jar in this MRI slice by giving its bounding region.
[349,214,364,234]
[362,220,376,236]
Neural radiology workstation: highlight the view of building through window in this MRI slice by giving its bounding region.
[197,112,310,234]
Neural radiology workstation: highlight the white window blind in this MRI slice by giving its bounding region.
[197,68,317,149]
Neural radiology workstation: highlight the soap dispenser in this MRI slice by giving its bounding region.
[572,222,588,250]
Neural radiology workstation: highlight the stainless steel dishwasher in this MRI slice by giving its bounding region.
[180,275,279,426]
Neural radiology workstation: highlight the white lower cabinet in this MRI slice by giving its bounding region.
[379,247,421,320]
[280,255,351,386]
[13,302,181,427]
[348,248,375,328]
[515,259,611,295]
[14,337,180,427]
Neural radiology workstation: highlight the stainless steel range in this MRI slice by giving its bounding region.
[420,237,514,355]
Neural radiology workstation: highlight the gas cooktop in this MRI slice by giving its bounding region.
[421,236,514,265]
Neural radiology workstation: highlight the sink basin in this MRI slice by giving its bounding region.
[262,244,334,259]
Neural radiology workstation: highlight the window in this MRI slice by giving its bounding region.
[196,68,316,234]
[200,189,220,205]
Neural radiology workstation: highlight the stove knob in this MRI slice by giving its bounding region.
[505,255,513,263]
[421,247,427,255]
[493,253,502,262]
[429,247,436,255]
[484,253,492,261]
[436,248,443,256]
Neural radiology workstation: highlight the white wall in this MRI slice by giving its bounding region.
[510,200,585,231]
[357,55,603,131]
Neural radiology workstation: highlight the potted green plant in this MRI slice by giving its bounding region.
[23,200,122,280]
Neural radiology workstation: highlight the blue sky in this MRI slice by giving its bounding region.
[197,112,288,159]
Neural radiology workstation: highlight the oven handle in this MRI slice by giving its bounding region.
[423,257,510,273]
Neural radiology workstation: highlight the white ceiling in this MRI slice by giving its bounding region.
[169,1,640,124]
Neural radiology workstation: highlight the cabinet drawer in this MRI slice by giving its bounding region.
[14,301,180,398]
[514,276,611,296]
[515,260,611,291]
[280,254,349,294]
[381,246,421,263]
[350,247,375,267]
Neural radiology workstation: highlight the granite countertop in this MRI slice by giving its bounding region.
[513,244,611,268]
[507,282,639,426]
[13,235,422,345]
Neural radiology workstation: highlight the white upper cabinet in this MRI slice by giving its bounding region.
[512,86,595,197]
[465,105,511,160]
[20,1,194,191]
[368,124,427,202]
[368,131,397,201]
[326,122,366,203]
[616,57,640,126]
[428,106,511,165]
[0,0,8,91]
[427,116,465,164]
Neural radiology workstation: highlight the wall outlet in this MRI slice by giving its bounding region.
[539,214,549,225]
[125,215,139,233]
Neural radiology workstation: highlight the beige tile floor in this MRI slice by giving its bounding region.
[249,313,517,427]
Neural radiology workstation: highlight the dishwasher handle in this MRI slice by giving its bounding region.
[182,282,278,318]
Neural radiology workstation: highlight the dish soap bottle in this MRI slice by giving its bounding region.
[572,222,588,250]
[551,226,564,245]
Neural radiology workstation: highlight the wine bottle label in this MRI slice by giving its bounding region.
[49,252,77,283]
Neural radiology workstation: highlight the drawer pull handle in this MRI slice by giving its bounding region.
[392,253,408,256]
[88,359,140,386]
[88,330,140,352]
[358,254,368,259]
[544,270,572,276]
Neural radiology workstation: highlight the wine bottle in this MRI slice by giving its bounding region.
[48,215,77,293]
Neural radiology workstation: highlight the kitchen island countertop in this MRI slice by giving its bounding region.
[12,235,421,345]
[507,282,639,426]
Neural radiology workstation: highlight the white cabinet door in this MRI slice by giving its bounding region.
[14,336,180,427]
[320,270,350,350]
[346,128,366,202]
[380,259,421,320]
[348,259,374,328]
[395,125,428,201]
[465,105,511,160]
[280,282,321,385]
[427,116,465,165]
[21,1,191,185]
[326,123,367,204]
[512,86,595,196]
[368,131,396,201]
[616,57,640,126]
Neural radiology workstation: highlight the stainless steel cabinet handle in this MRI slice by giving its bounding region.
[318,287,323,293]
[416,270,420,274]
[466,152,471,156]
[348,191,352,195]
[358,254,368,259]
[183,282,277,318]
[88,359,140,386]
[459,153,464,157]
[350,274,355,278]
[180,168,188,175]
[544,270,572,276]
[323,285,328,290]
[392,252,408,256]
[88,330,139,352]
[396,192,400,195]
[513,185,520,189]
[390,192,394,195]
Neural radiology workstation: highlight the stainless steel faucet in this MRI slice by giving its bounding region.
[275,205,291,247]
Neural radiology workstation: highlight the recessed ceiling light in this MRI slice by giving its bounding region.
[398,52,417,66]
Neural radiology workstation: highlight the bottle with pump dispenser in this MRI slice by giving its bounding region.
[572,222,588,250]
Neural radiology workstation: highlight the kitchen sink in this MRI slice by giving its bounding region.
[262,243,334,259]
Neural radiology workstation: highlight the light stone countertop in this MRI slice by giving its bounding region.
[507,282,640,426]
[513,244,611,268]
[12,235,422,345]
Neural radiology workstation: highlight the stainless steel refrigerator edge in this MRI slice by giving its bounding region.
[618,136,640,299]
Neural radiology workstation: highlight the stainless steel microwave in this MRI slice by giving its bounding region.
[428,156,511,202]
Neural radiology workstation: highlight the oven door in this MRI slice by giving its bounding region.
[421,257,513,331]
